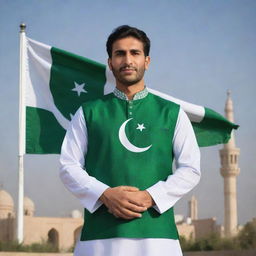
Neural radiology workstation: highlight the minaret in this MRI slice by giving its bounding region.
[219,91,240,237]
[188,196,198,220]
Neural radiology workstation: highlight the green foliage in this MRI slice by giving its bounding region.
[0,240,59,252]
[237,220,256,249]
[180,219,256,252]
[180,233,239,252]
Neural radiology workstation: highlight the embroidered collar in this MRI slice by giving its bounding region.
[113,87,148,101]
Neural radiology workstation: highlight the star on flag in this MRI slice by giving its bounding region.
[71,82,87,96]
[136,123,146,132]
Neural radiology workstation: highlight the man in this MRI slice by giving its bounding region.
[60,25,200,256]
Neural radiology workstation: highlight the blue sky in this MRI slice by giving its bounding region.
[0,0,255,225]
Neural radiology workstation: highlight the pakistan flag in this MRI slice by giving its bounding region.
[24,37,238,154]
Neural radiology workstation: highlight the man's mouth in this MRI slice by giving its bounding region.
[120,66,136,72]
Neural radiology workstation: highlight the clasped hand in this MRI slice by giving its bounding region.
[100,186,155,220]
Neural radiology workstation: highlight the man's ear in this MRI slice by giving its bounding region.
[145,56,150,70]
[108,58,112,71]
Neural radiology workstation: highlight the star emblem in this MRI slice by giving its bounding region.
[136,123,146,132]
[71,82,87,96]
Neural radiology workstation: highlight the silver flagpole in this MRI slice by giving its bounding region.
[18,23,26,244]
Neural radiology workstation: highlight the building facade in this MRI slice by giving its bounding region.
[0,189,83,250]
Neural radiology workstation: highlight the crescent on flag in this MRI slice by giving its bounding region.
[118,118,152,153]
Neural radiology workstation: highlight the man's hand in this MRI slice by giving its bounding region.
[131,190,155,209]
[100,186,149,220]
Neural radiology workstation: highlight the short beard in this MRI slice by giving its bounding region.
[111,66,146,87]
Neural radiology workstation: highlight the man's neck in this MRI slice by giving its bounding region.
[116,82,145,100]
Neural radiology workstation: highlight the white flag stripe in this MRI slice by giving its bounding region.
[27,37,52,62]
[147,88,205,123]
[26,37,51,108]
[26,37,70,130]
[104,66,116,95]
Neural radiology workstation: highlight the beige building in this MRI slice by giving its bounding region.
[176,196,221,240]
[0,188,220,247]
[0,189,83,250]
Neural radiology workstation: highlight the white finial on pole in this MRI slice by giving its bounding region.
[18,23,26,244]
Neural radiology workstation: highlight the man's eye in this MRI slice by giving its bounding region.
[115,52,124,56]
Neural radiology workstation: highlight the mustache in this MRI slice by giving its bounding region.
[119,65,137,72]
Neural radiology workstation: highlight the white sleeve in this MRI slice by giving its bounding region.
[59,107,109,213]
[146,108,201,214]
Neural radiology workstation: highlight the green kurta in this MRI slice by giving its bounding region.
[81,91,180,241]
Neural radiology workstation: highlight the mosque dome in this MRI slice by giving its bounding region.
[24,196,35,216]
[71,209,82,218]
[174,214,184,224]
[0,189,14,218]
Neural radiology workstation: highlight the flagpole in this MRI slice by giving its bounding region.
[18,23,26,244]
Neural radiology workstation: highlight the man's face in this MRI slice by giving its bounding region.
[108,37,150,87]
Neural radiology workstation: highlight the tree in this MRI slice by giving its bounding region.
[238,219,256,249]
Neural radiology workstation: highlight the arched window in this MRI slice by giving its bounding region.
[48,228,59,248]
[74,226,83,245]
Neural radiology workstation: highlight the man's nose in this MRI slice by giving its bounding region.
[124,53,132,65]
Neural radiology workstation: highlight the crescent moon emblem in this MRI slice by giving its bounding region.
[118,118,152,153]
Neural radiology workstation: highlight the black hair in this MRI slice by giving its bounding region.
[106,25,150,58]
